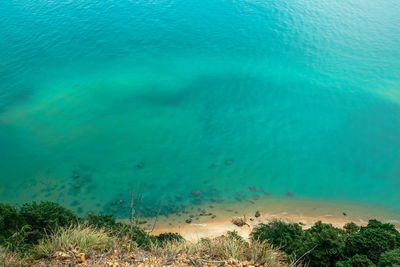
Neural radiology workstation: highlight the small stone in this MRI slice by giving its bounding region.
[250,217,255,221]
[299,222,306,226]
[255,210,261,218]
[175,194,182,200]
[248,185,255,190]
[263,190,270,196]
[211,197,217,202]
[287,191,294,197]
[137,162,144,169]
[343,212,347,216]
[73,173,79,179]
[74,183,81,188]
[225,160,233,165]
[185,218,192,224]
[211,215,216,219]
[117,199,123,204]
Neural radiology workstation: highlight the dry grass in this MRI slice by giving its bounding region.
[0,247,27,267]
[150,233,287,266]
[31,224,118,259]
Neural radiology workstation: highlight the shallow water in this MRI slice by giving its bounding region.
[0,0,400,218]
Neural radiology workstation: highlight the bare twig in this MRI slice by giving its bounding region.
[130,188,135,232]
[150,201,163,233]
[291,244,317,266]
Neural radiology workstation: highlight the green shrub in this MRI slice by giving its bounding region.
[156,232,183,245]
[0,203,25,244]
[378,248,400,267]
[336,254,376,267]
[19,201,79,244]
[251,220,303,254]
[87,214,129,234]
[345,220,399,263]
[299,221,346,267]
[343,222,360,234]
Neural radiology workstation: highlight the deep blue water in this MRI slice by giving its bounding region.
[0,0,400,217]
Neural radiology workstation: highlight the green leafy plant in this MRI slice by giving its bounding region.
[251,220,303,254]
[0,203,25,244]
[336,254,376,267]
[19,201,79,244]
[298,221,346,267]
[344,220,399,263]
[377,248,400,267]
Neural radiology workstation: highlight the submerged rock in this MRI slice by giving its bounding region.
[191,191,200,197]
[248,185,255,190]
[175,194,182,200]
[185,218,192,224]
[263,190,270,196]
[73,173,79,179]
[208,163,219,169]
[74,183,81,188]
[137,162,144,169]
[225,160,233,165]
[287,191,294,197]
[255,210,261,218]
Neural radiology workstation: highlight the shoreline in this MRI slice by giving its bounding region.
[145,196,400,241]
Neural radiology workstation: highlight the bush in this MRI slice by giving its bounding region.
[19,201,79,244]
[378,248,400,267]
[345,220,399,263]
[336,254,376,267]
[0,203,25,244]
[156,232,183,245]
[251,220,303,254]
[298,221,346,267]
[343,222,360,234]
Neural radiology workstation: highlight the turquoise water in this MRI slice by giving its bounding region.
[0,0,400,217]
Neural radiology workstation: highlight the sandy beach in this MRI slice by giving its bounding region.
[148,196,400,241]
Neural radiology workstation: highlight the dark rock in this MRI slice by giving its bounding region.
[73,173,79,179]
[225,160,233,165]
[137,162,144,169]
[185,218,192,224]
[74,183,81,188]
[287,191,294,197]
[343,212,347,216]
[248,185,255,190]
[255,210,261,218]
[211,215,216,219]
[263,190,270,196]
[250,217,255,221]
[299,222,306,226]
[175,194,182,200]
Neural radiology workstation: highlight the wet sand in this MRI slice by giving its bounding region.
[146,196,400,241]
